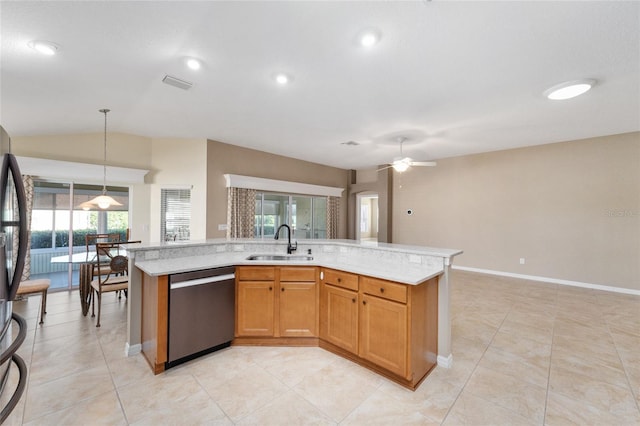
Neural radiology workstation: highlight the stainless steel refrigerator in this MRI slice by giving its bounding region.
[0,125,28,422]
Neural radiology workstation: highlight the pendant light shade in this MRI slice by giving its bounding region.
[82,109,122,210]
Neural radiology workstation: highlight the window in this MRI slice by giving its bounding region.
[254,192,327,239]
[161,189,191,241]
[29,180,129,290]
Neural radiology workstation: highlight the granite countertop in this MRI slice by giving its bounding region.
[131,240,461,285]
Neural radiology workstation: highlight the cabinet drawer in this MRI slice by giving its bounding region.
[322,268,358,291]
[361,276,407,304]
[237,266,276,281]
[280,266,316,282]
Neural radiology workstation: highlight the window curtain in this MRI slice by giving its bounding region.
[326,196,339,239]
[227,187,256,238]
[19,175,34,281]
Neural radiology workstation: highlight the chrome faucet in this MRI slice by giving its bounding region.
[274,224,297,254]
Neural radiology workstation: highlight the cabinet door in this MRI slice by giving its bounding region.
[320,283,358,354]
[236,281,275,336]
[279,282,317,337]
[359,296,408,378]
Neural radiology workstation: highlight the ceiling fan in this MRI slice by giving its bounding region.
[378,137,437,173]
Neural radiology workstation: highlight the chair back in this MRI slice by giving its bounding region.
[86,233,121,262]
[94,242,128,288]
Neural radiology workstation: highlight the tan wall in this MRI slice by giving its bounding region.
[12,132,153,242]
[148,138,208,242]
[392,132,640,290]
[13,132,152,169]
[206,140,349,239]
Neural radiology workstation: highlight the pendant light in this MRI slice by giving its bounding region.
[84,109,122,210]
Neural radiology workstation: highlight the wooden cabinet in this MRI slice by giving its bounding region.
[236,267,275,337]
[359,275,409,376]
[319,270,439,388]
[279,267,318,337]
[320,269,359,354]
[235,266,318,338]
[359,289,408,378]
[359,275,438,384]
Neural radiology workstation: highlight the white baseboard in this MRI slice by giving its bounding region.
[452,265,640,296]
[125,342,141,357]
[437,354,453,369]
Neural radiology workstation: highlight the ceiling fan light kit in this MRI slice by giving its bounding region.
[379,137,437,173]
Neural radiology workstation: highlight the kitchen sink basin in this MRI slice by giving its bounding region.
[246,254,314,261]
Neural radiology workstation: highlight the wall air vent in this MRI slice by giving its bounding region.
[162,75,193,90]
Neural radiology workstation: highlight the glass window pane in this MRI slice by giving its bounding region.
[312,197,327,239]
[291,195,312,239]
[262,194,289,238]
[161,189,191,241]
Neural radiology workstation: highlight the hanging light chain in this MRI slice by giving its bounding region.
[99,108,110,194]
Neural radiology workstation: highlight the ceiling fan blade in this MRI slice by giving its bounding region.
[410,161,437,167]
[376,164,393,172]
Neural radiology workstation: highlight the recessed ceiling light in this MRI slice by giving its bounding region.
[274,73,292,85]
[544,79,596,100]
[186,58,201,70]
[28,40,59,56]
[358,28,381,48]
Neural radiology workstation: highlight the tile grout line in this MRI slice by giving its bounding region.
[595,292,640,416]
[439,285,516,425]
[542,284,560,426]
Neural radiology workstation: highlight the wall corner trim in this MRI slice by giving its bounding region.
[452,265,640,296]
[437,354,453,369]
[125,342,142,357]
[224,174,344,197]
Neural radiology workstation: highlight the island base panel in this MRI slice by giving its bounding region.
[318,340,435,390]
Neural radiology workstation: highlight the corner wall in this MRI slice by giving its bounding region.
[392,132,640,291]
[148,138,208,243]
[206,140,349,239]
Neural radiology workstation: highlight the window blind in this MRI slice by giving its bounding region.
[161,189,191,241]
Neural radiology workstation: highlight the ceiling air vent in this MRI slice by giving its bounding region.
[162,75,193,90]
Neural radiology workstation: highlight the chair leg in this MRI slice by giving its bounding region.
[96,292,102,327]
[39,290,45,324]
[91,289,96,318]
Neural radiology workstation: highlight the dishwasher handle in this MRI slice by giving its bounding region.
[170,273,235,290]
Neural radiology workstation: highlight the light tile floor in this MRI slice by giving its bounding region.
[2,270,639,425]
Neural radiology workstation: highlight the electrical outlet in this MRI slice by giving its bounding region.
[519,258,525,265]
[218,224,227,231]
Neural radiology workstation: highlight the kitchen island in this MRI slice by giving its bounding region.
[126,239,462,388]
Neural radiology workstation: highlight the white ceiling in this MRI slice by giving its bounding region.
[1,1,639,170]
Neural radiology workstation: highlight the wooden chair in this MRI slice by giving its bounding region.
[16,279,50,324]
[90,242,128,327]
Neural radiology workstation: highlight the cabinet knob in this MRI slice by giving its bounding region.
[362,300,367,305]
[269,286,272,291]
[337,278,342,283]
[352,298,356,303]
[281,287,285,292]
[380,287,385,293]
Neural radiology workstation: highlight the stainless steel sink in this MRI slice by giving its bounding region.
[246,254,314,261]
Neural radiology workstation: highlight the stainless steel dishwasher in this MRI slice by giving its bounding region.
[167,266,235,368]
